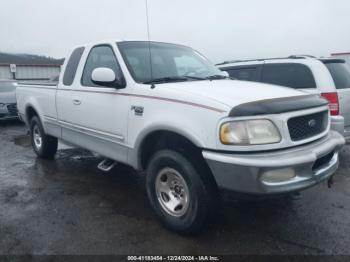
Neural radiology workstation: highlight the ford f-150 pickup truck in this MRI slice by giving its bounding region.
[16,40,345,234]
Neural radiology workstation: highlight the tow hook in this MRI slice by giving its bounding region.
[328,176,334,188]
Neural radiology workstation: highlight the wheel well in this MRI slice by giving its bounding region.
[26,106,38,122]
[140,130,219,190]
[140,131,200,169]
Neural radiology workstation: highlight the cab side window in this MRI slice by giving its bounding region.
[81,45,122,87]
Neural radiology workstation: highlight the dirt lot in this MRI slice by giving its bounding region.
[0,120,349,255]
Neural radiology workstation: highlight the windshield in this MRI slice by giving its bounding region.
[324,62,350,89]
[117,41,224,83]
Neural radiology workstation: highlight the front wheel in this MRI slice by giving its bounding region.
[146,149,217,234]
[30,116,58,159]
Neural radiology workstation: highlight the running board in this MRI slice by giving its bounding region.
[97,159,117,172]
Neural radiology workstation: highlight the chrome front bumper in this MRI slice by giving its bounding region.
[203,131,345,195]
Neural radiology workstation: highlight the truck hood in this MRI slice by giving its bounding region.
[163,79,307,108]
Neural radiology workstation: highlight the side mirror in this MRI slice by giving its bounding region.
[91,67,125,88]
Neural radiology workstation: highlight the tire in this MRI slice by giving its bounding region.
[146,149,217,234]
[30,116,58,159]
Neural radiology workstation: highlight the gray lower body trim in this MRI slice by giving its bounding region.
[42,116,130,165]
[203,131,345,195]
[72,127,129,164]
[57,119,129,165]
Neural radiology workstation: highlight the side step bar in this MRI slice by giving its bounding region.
[97,159,117,172]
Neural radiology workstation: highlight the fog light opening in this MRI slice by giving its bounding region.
[262,168,296,184]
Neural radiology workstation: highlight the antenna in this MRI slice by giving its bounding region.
[145,0,154,87]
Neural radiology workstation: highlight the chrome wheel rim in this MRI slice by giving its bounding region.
[33,125,42,149]
[155,167,190,217]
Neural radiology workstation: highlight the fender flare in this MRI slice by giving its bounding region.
[128,124,205,170]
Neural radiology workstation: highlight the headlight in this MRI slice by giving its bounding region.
[220,119,281,145]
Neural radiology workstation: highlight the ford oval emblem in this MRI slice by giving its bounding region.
[308,119,316,128]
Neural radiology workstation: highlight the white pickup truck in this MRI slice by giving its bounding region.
[17,40,345,233]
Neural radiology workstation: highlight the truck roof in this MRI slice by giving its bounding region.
[72,39,191,50]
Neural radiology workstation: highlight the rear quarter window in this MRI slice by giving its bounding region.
[262,63,316,89]
[63,47,85,86]
[324,62,350,89]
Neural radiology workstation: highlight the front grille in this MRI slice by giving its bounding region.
[7,104,18,116]
[288,111,328,141]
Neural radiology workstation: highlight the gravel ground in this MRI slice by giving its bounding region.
[0,120,349,255]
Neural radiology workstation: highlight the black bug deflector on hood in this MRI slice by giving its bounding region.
[229,95,329,117]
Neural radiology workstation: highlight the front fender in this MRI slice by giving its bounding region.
[128,123,205,170]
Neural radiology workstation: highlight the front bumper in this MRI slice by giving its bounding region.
[203,131,345,195]
[0,103,18,120]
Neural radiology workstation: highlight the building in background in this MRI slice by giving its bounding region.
[331,52,350,67]
[0,52,64,83]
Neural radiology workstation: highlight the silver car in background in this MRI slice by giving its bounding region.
[0,80,18,120]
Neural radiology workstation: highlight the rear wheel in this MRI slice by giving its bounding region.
[30,116,58,159]
[146,149,217,234]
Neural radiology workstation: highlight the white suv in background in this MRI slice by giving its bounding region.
[217,56,350,141]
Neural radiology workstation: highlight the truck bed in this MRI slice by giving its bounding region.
[16,81,58,128]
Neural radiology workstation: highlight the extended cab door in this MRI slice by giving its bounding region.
[57,46,85,144]
[59,44,130,163]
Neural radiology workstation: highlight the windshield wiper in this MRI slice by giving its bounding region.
[205,74,232,80]
[142,75,231,85]
[143,76,190,84]
[182,75,206,80]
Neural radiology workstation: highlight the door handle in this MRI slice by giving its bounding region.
[73,98,81,105]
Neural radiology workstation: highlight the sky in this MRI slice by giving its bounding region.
[0,0,349,63]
